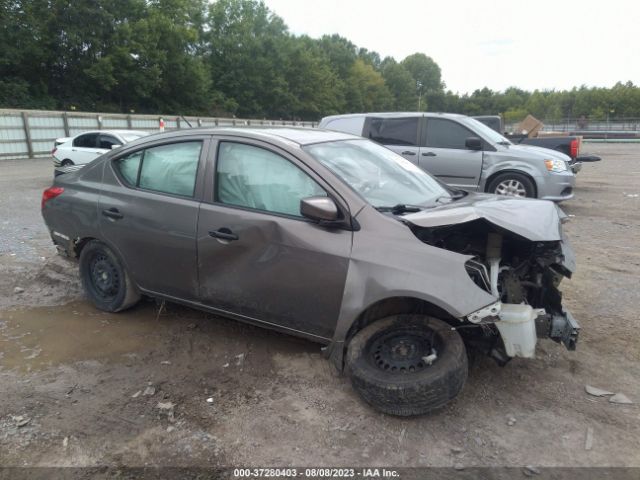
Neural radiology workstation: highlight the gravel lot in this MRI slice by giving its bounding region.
[1,144,639,469]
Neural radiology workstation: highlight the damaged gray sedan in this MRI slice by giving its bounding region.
[41,128,579,416]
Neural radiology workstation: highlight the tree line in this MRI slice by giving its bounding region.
[1,0,639,121]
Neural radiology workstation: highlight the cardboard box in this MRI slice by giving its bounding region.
[517,115,544,138]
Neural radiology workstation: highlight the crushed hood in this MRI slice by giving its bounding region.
[403,193,563,241]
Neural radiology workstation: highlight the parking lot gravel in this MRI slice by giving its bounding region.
[1,144,639,468]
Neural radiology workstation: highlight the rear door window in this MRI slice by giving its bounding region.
[114,151,143,185]
[364,117,419,146]
[424,119,475,149]
[113,141,202,197]
[73,133,98,148]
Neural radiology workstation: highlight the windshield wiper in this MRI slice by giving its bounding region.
[376,204,422,215]
[434,190,467,204]
[496,141,511,146]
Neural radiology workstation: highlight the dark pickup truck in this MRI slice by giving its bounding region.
[474,115,601,173]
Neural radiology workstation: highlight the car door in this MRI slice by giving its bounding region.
[363,116,421,165]
[71,133,102,164]
[98,137,208,301]
[419,118,484,189]
[197,139,352,340]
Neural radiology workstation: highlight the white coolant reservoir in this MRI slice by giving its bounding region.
[495,304,545,358]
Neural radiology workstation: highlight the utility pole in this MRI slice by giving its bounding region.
[417,81,423,111]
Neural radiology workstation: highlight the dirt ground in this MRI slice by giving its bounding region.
[1,144,639,469]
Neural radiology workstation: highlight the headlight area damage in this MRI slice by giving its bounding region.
[403,197,580,365]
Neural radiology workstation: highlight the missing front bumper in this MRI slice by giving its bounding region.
[550,310,580,350]
[467,303,580,358]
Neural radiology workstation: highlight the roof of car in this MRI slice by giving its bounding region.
[140,127,360,146]
[320,112,469,121]
[72,129,149,137]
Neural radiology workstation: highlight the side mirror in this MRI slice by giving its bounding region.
[465,136,482,151]
[300,196,339,222]
[111,144,123,150]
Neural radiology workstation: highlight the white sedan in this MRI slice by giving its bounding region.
[52,130,149,167]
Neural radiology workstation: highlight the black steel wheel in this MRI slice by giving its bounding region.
[346,315,468,416]
[79,240,140,312]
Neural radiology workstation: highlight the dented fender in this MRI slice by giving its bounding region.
[327,205,498,368]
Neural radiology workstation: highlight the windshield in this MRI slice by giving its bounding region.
[464,117,512,145]
[304,139,451,209]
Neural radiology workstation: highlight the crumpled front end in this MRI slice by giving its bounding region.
[405,197,579,363]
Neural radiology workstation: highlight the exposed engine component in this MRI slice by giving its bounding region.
[409,218,577,360]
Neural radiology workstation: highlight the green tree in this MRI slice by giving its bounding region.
[380,58,417,110]
[345,59,393,112]
[401,53,444,109]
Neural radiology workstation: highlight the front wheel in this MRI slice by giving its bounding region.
[487,172,536,198]
[79,240,140,312]
[346,315,468,416]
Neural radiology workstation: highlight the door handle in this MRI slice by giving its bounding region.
[209,228,239,241]
[102,208,123,220]
[401,151,416,156]
[422,151,437,157]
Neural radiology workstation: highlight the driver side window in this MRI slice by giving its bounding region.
[424,119,475,150]
[215,142,326,217]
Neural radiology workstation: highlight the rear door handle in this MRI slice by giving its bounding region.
[401,151,416,156]
[422,151,437,157]
[209,228,239,241]
[102,208,123,220]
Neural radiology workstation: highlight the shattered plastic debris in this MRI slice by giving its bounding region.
[14,415,30,427]
[143,386,156,396]
[609,393,633,405]
[585,385,614,397]
[156,401,176,421]
[235,353,245,367]
[585,427,594,451]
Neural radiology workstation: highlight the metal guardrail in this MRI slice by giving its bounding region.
[0,108,317,160]
[506,118,640,133]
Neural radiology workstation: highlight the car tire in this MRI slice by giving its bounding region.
[346,315,468,416]
[487,172,536,198]
[61,159,74,166]
[79,240,140,312]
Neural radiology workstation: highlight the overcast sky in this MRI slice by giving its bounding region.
[262,0,639,94]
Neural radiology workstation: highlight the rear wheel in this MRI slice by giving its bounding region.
[487,172,535,198]
[79,240,140,312]
[346,315,468,416]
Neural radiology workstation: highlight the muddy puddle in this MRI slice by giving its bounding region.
[0,300,191,372]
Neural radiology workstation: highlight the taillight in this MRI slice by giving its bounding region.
[42,187,64,209]
[51,147,57,156]
[569,138,579,159]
